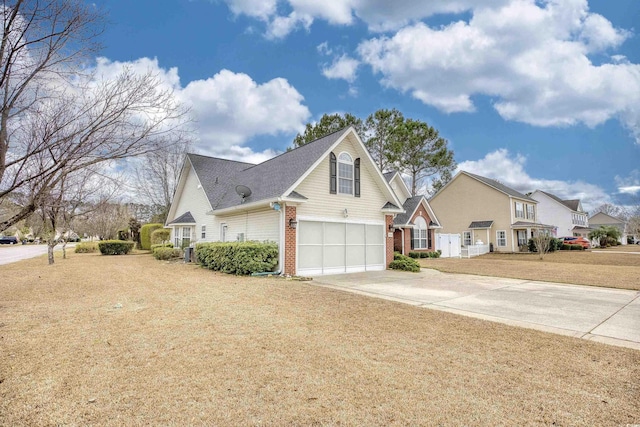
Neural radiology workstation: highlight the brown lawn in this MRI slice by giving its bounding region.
[0,252,638,426]
[419,248,640,291]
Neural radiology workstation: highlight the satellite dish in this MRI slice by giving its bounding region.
[235,185,252,200]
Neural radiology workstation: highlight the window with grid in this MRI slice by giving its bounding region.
[181,226,191,248]
[517,230,527,246]
[338,153,353,195]
[515,202,524,218]
[463,231,472,246]
[527,205,535,220]
[201,225,206,239]
[497,230,507,246]
[413,217,428,249]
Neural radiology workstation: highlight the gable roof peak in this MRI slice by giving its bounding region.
[462,171,535,202]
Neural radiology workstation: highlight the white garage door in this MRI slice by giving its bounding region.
[298,221,385,275]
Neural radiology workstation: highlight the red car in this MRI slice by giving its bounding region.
[562,236,591,249]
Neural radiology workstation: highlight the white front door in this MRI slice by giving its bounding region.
[297,221,385,275]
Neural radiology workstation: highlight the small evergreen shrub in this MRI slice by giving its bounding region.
[98,240,134,255]
[151,228,171,245]
[74,242,99,253]
[408,251,420,258]
[140,223,163,250]
[117,229,129,240]
[389,253,420,272]
[196,241,279,275]
[150,243,174,252]
[569,244,584,250]
[153,247,182,260]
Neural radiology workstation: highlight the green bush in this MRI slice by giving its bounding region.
[98,240,134,255]
[528,237,563,253]
[408,251,420,258]
[389,253,420,272]
[196,241,279,275]
[153,247,182,260]
[140,223,163,250]
[569,244,584,251]
[150,243,174,252]
[151,228,171,245]
[74,242,99,253]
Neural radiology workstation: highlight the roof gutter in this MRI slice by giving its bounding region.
[206,196,307,215]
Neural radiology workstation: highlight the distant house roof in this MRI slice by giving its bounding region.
[463,172,536,202]
[469,220,494,229]
[168,211,195,224]
[536,190,583,212]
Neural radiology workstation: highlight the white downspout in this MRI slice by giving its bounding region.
[279,203,285,274]
[400,227,404,255]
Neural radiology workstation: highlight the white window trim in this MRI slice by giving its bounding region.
[220,223,227,242]
[413,216,428,249]
[337,151,354,196]
[515,202,524,219]
[201,225,206,240]
[463,231,472,246]
[496,230,507,247]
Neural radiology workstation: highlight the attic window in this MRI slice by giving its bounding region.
[338,153,353,195]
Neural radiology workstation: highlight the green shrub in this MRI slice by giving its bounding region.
[151,228,171,245]
[117,229,129,240]
[393,252,403,260]
[74,242,99,253]
[196,241,279,275]
[569,244,584,251]
[560,243,571,250]
[429,251,441,258]
[98,240,134,255]
[407,251,420,258]
[140,223,163,250]
[150,243,174,252]
[389,253,420,272]
[153,247,182,260]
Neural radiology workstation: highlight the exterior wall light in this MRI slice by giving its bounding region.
[289,218,298,229]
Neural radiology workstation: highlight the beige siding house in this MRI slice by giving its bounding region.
[166,127,404,276]
[588,212,632,245]
[429,171,549,252]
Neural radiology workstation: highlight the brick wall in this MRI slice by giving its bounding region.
[284,206,297,276]
[409,203,434,251]
[385,215,394,267]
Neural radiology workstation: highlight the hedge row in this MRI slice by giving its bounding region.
[407,250,441,259]
[153,247,183,260]
[195,241,278,275]
[74,242,99,253]
[151,228,171,245]
[140,223,163,250]
[98,240,134,255]
[389,252,420,272]
[151,243,174,252]
[561,243,585,251]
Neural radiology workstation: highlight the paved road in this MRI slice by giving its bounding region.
[312,269,640,350]
[0,243,75,266]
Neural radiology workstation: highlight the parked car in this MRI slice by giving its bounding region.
[0,236,18,244]
[561,236,591,249]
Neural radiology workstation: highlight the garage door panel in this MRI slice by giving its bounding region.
[346,245,365,266]
[299,245,322,269]
[347,224,365,244]
[366,245,384,265]
[324,245,346,268]
[299,221,323,245]
[366,224,384,244]
[324,222,345,245]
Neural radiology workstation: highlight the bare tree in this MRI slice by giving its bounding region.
[592,203,628,219]
[531,231,553,260]
[131,137,190,223]
[0,1,189,232]
[1,66,189,232]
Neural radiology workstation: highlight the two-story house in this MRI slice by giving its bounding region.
[530,190,589,238]
[429,171,551,252]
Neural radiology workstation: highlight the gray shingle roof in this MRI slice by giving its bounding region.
[189,128,352,212]
[469,220,494,229]
[168,211,195,224]
[464,172,536,202]
[383,171,395,183]
[394,196,423,225]
[511,221,554,228]
[382,202,400,210]
[537,190,582,212]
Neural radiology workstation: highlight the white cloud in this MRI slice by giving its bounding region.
[321,54,359,83]
[357,0,640,142]
[615,170,640,195]
[457,149,612,212]
[92,58,310,160]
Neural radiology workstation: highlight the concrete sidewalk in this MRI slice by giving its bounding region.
[311,269,640,350]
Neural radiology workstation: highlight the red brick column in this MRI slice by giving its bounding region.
[385,215,394,268]
[404,227,412,254]
[284,206,297,276]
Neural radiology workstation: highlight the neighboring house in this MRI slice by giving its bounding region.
[383,171,442,255]
[166,127,404,276]
[429,171,552,252]
[588,212,630,245]
[530,190,590,238]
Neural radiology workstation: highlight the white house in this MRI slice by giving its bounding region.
[530,190,589,238]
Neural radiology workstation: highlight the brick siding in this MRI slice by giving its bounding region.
[284,206,297,276]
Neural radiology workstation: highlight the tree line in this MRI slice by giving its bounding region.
[292,110,456,195]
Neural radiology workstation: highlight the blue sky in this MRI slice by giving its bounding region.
[93,0,640,212]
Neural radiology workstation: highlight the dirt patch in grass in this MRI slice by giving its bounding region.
[420,250,640,291]
[1,253,638,425]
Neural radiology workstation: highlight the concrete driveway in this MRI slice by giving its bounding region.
[0,243,75,266]
[311,269,640,350]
